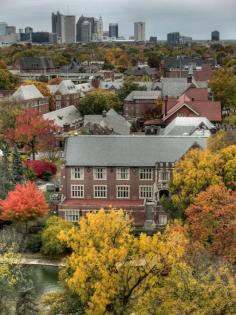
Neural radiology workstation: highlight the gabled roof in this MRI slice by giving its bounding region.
[64,135,207,167]
[163,102,200,121]
[19,57,55,70]
[125,91,161,102]
[185,88,209,101]
[12,85,44,101]
[156,78,195,98]
[53,80,79,95]
[84,109,131,135]
[43,105,81,127]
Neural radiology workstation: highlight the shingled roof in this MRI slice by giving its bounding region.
[64,135,207,167]
[18,57,55,71]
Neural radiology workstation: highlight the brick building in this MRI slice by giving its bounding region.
[58,135,207,226]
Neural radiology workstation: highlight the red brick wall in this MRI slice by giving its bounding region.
[124,100,158,119]
[165,106,198,125]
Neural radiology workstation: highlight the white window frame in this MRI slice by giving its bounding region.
[65,210,80,222]
[139,168,153,180]
[139,186,153,199]
[116,168,130,180]
[71,167,84,180]
[159,170,170,182]
[71,185,84,198]
[116,185,130,199]
[94,185,107,198]
[93,168,107,180]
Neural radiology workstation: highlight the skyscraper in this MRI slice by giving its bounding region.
[51,11,75,43]
[81,21,92,43]
[167,32,180,44]
[0,22,7,36]
[76,16,95,42]
[109,23,118,38]
[211,30,220,41]
[134,22,145,41]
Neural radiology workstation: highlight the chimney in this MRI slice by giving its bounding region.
[102,110,107,117]
[91,77,100,89]
[187,74,192,83]
[164,95,168,116]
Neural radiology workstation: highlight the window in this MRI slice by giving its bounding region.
[94,185,107,198]
[158,214,168,226]
[159,171,170,182]
[65,210,80,222]
[139,168,153,180]
[71,167,84,180]
[71,185,84,198]
[139,186,153,199]
[116,168,129,180]
[56,95,61,100]
[116,185,130,199]
[93,168,107,180]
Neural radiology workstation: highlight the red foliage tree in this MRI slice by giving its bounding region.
[25,160,57,179]
[185,184,236,263]
[4,109,61,159]
[0,181,48,223]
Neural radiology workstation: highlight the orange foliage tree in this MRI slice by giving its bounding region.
[0,181,48,223]
[5,108,61,159]
[185,184,236,264]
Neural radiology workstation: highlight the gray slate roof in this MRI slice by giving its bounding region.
[43,105,81,127]
[12,85,44,101]
[125,91,161,101]
[156,78,194,98]
[65,135,207,167]
[84,109,131,135]
[19,57,55,71]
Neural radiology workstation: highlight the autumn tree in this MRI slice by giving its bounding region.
[0,181,48,226]
[0,101,22,137]
[79,89,122,115]
[59,209,187,315]
[0,69,19,89]
[185,185,236,264]
[209,68,236,112]
[5,109,60,160]
[207,130,236,152]
[41,216,74,256]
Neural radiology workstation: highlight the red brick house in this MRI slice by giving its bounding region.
[48,80,80,110]
[58,135,207,227]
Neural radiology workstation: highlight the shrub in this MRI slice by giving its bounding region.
[41,216,74,256]
[24,160,57,181]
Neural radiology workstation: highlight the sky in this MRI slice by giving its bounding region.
[1,0,236,40]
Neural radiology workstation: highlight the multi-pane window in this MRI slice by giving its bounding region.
[139,186,153,199]
[71,185,84,198]
[116,185,130,199]
[139,168,153,180]
[158,214,168,226]
[94,185,107,198]
[71,167,84,180]
[159,171,170,182]
[116,168,129,180]
[94,168,107,180]
[65,210,80,222]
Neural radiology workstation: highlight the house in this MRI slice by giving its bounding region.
[125,65,157,80]
[48,80,80,110]
[84,109,131,135]
[11,85,49,113]
[162,117,216,136]
[43,105,82,131]
[17,57,56,73]
[58,135,207,226]
[162,89,222,125]
[124,91,162,124]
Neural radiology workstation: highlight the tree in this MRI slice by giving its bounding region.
[0,181,48,226]
[171,146,236,211]
[79,89,122,115]
[0,142,13,199]
[209,68,236,112]
[185,185,236,264]
[0,69,19,89]
[5,109,60,160]
[207,130,236,152]
[41,216,74,256]
[59,209,187,315]
[117,79,147,102]
[12,145,25,184]
[0,101,22,138]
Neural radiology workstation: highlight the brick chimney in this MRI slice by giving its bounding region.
[91,77,100,89]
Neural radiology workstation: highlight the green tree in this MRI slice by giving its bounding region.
[0,69,19,89]
[41,216,74,256]
[79,89,122,115]
[117,79,147,102]
[12,145,25,184]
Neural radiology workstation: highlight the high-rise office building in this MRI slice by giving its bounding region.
[0,22,7,36]
[81,21,91,43]
[109,23,118,38]
[6,26,16,35]
[211,30,220,41]
[167,32,180,44]
[25,26,33,34]
[76,16,95,42]
[134,22,145,41]
[51,11,75,43]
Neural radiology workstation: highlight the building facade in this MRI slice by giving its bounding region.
[76,16,95,42]
[134,22,145,41]
[52,11,75,43]
[211,30,220,41]
[109,23,119,38]
[167,32,180,45]
[58,135,207,226]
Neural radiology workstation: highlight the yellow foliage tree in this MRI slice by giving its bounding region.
[59,209,187,315]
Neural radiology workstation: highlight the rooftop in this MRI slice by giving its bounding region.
[12,85,44,101]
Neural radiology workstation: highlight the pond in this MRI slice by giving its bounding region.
[26,265,62,297]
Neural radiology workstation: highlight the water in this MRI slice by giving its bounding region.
[26,265,62,297]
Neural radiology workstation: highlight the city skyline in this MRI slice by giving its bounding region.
[0,0,236,40]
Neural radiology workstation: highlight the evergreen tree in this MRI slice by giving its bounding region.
[0,142,13,199]
[12,145,25,184]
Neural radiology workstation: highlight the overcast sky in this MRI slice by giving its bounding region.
[1,0,236,39]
